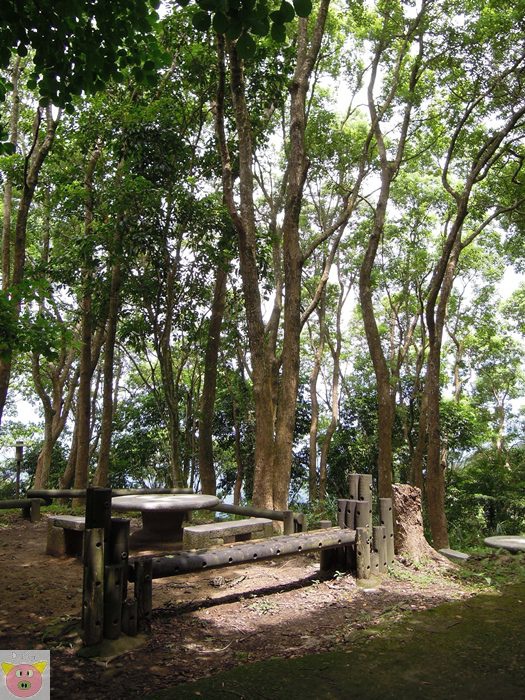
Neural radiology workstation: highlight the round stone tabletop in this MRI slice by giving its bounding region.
[484,535,525,553]
[111,493,220,512]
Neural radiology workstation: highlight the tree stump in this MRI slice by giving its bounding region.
[392,484,449,565]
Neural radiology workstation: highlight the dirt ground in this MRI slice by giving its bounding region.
[0,514,482,699]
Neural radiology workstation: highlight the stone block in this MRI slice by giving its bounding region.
[183,518,274,549]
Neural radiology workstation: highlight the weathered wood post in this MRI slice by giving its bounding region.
[379,498,395,566]
[357,474,373,504]
[355,499,371,532]
[15,441,23,499]
[356,527,371,579]
[121,599,138,637]
[373,525,388,573]
[82,487,112,646]
[29,498,41,522]
[283,510,295,535]
[135,559,153,633]
[348,473,360,500]
[109,518,130,600]
[102,517,130,640]
[293,512,306,533]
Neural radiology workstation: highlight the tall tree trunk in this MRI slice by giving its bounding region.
[425,225,464,549]
[0,106,60,424]
[2,56,21,290]
[232,395,245,505]
[198,265,228,495]
[73,146,102,496]
[359,168,395,499]
[319,266,345,500]
[308,295,326,502]
[93,222,123,486]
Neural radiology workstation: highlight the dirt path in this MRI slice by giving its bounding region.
[0,514,519,699]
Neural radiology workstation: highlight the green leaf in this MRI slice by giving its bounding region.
[225,18,243,40]
[270,22,286,42]
[248,15,269,36]
[212,11,229,33]
[236,32,256,59]
[279,1,295,22]
[192,10,212,31]
[0,142,15,155]
[293,0,312,17]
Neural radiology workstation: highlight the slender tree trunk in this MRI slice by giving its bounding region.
[199,265,228,495]
[73,146,102,496]
[232,394,245,505]
[425,226,464,549]
[93,225,123,487]
[319,269,345,500]
[308,298,325,502]
[2,56,21,290]
[359,169,395,499]
[0,106,60,424]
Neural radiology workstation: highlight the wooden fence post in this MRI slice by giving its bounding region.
[283,510,294,535]
[348,473,360,500]
[82,487,112,646]
[379,498,395,566]
[82,527,105,645]
[356,527,371,579]
[373,525,388,573]
[135,559,153,632]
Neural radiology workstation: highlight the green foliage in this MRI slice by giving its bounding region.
[109,392,172,488]
[0,1,165,108]
[182,0,313,58]
[447,447,525,549]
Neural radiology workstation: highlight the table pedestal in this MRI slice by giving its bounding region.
[111,493,220,551]
[129,510,186,549]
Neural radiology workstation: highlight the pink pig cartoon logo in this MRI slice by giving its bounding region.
[2,662,47,698]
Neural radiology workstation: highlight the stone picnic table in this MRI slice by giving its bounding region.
[484,535,525,553]
[111,493,220,549]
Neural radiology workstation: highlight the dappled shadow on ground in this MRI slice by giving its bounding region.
[0,515,523,700]
[149,580,525,699]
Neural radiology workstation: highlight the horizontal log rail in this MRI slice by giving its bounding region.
[27,487,194,503]
[0,498,45,508]
[0,497,43,522]
[129,528,356,581]
[210,503,305,534]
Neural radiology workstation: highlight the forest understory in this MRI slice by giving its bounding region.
[1,514,522,699]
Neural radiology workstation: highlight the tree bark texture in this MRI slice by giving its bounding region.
[392,483,449,565]
[198,265,228,495]
[0,106,60,425]
[73,146,102,495]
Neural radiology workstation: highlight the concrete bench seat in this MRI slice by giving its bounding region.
[182,517,274,549]
[439,547,470,562]
[46,515,86,557]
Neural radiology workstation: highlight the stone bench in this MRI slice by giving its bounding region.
[46,515,86,557]
[439,548,470,562]
[182,517,274,549]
